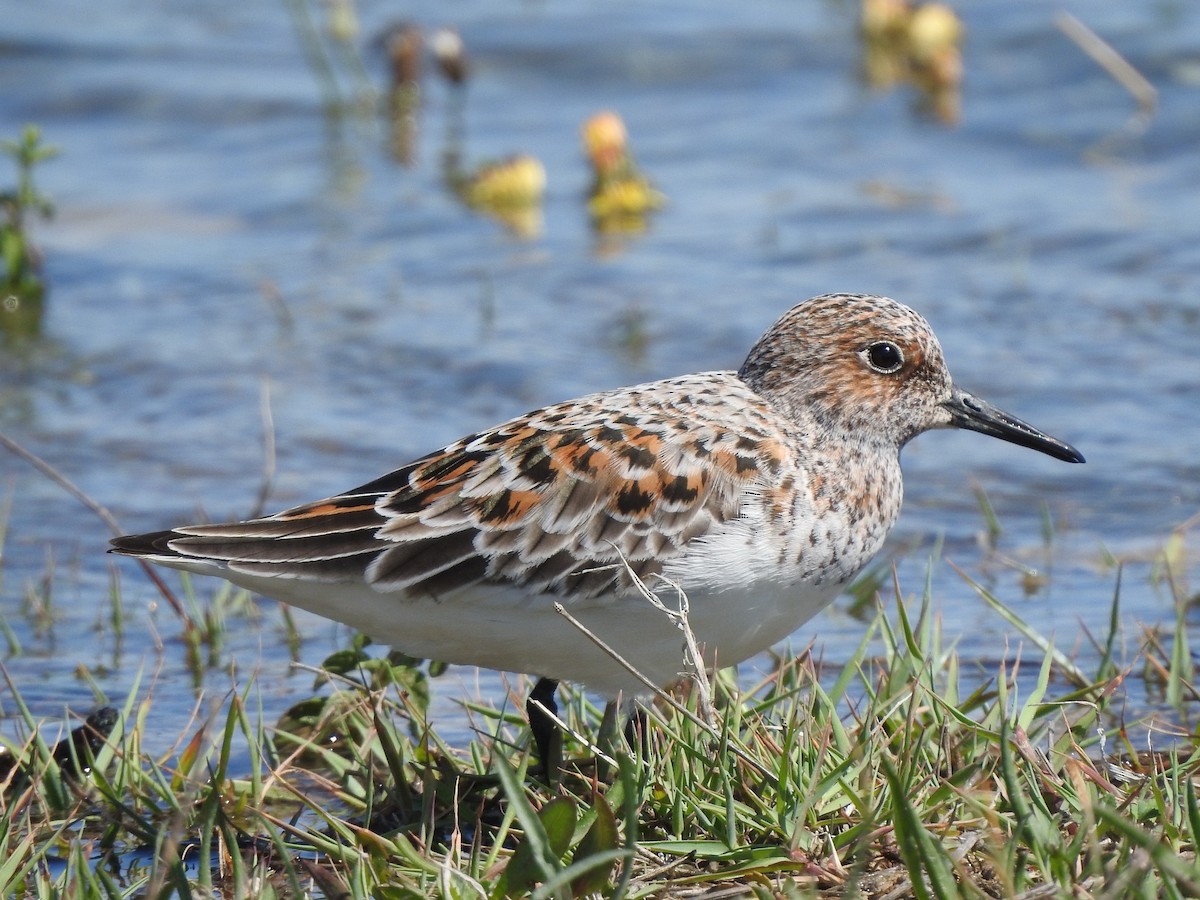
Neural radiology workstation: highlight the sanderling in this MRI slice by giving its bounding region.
[112,293,1083,763]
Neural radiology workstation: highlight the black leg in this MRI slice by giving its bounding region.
[526,677,562,777]
[623,705,649,757]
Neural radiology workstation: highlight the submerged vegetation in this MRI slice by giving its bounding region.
[0,126,57,340]
[0,532,1196,897]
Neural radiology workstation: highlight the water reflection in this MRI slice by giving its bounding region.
[0,290,44,343]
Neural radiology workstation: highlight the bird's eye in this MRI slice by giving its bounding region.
[863,341,904,374]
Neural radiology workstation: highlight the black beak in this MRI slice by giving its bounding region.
[946,388,1085,464]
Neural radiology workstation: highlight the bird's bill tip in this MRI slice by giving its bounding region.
[946,389,1085,464]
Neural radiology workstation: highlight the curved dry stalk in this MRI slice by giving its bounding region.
[0,430,191,626]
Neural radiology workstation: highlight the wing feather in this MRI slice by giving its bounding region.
[111,374,794,605]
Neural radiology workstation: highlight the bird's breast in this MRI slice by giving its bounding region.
[663,450,903,598]
[649,453,902,666]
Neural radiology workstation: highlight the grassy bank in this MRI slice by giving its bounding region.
[0,548,1196,899]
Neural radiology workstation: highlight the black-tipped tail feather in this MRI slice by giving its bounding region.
[110,530,187,559]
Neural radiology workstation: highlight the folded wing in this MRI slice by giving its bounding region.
[111,377,790,604]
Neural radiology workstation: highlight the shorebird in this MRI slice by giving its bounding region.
[111,293,1083,766]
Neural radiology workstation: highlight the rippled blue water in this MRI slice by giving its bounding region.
[1,0,1197,750]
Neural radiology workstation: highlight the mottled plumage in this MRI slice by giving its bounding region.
[111,294,1083,698]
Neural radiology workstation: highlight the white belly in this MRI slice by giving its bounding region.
[202,567,840,697]
[161,505,866,697]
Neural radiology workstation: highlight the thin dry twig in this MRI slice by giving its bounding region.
[0,430,191,625]
[525,689,616,768]
[551,603,690,714]
[633,572,718,729]
[248,377,277,519]
[1056,12,1157,129]
[258,279,294,331]
[552,599,772,778]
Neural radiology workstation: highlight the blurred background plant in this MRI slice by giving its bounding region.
[859,0,964,123]
[0,126,57,340]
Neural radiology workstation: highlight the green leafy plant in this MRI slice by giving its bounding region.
[0,126,57,341]
[1,126,57,298]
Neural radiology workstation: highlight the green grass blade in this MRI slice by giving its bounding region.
[884,759,958,899]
